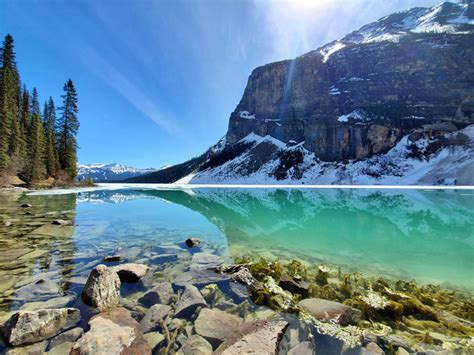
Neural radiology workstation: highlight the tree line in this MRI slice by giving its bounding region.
[0,34,79,185]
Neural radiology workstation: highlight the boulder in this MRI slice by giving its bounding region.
[299,298,360,325]
[173,270,230,289]
[143,331,165,350]
[362,342,385,354]
[185,238,201,248]
[81,265,121,311]
[47,341,75,355]
[4,340,48,355]
[139,304,172,333]
[215,320,289,354]
[174,284,208,319]
[47,327,83,351]
[177,335,213,355]
[279,276,309,298]
[111,263,149,283]
[2,308,80,346]
[288,341,313,355]
[138,282,174,307]
[14,279,61,302]
[194,308,243,347]
[70,307,151,355]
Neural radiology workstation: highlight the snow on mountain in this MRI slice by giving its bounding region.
[313,1,474,61]
[77,163,160,182]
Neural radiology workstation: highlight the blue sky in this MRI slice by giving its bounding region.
[1,0,439,168]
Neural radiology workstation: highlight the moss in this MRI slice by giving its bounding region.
[287,259,307,279]
[248,258,283,282]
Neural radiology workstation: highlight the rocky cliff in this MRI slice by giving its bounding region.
[128,1,474,185]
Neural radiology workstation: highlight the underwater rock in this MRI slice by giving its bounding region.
[299,298,360,325]
[71,307,151,355]
[51,219,72,226]
[2,308,80,346]
[4,221,12,227]
[287,341,313,355]
[177,335,213,355]
[81,264,121,311]
[279,276,309,298]
[20,204,32,208]
[174,284,208,319]
[185,238,201,248]
[195,308,243,347]
[19,295,75,312]
[215,320,288,354]
[111,263,149,283]
[47,341,75,355]
[191,252,224,270]
[13,279,61,302]
[4,340,48,355]
[102,255,121,262]
[139,282,174,307]
[139,304,172,333]
[173,270,230,289]
[362,342,385,354]
[46,327,84,351]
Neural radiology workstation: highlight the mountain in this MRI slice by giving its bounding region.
[128,1,474,185]
[77,163,160,182]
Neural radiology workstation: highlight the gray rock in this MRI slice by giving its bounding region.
[195,308,243,347]
[362,342,385,354]
[191,252,224,270]
[174,284,208,319]
[103,255,121,262]
[51,219,72,226]
[3,308,81,346]
[288,341,313,355]
[279,276,309,298]
[138,282,174,307]
[14,279,61,302]
[110,263,149,283]
[81,264,121,311]
[139,304,172,333]
[173,270,230,289]
[71,307,151,355]
[177,335,213,355]
[47,341,75,355]
[143,331,165,350]
[5,340,48,355]
[215,320,289,354]
[20,203,32,208]
[299,298,360,325]
[47,327,84,351]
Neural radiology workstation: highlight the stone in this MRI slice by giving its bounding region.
[194,308,243,347]
[362,342,385,354]
[103,255,121,262]
[138,282,174,307]
[20,203,32,208]
[395,348,410,355]
[173,270,230,289]
[47,341,75,355]
[185,238,201,248]
[174,284,208,319]
[20,295,75,312]
[51,219,72,226]
[4,340,48,355]
[81,264,121,311]
[288,341,313,355]
[4,221,12,227]
[299,298,360,325]
[177,335,213,355]
[139,304,172,333]
[191,252,224,270]
[111,263,149,283]
[47,327,84,351]
[116,246,141,260]
[71,307,151,355]
[2,308,81,346]
[143,331,165,350]
[215,320,289,354]
[279,276,309,298]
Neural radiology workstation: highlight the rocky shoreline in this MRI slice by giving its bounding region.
[0,191,473,354]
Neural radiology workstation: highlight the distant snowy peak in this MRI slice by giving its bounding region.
[77,163,160,182]
[315,1,473,62]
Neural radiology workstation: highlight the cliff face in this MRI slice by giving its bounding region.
[226,2,474,161]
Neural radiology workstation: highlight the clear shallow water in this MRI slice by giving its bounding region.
[15,187,474,290]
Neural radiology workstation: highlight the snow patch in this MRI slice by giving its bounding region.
[320,42,346,63]
[239,111,256,119]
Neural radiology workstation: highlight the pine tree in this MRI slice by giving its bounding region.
[26,88,46,182]
[57,79,79,180]
[43,97,59,177]
[0,34,20,174]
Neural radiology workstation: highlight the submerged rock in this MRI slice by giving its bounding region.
[103,255,121,262]
[287,341,313,355]
[299,298,360,325]
[81,264,121,311]
[111,263,149,283]
[46,327,84,351]
[279,276,309,298]
[2,308,80,346]
[139,304,172,333]
[173,270,230,289]
[185,238,201,248]
[215,320,289,354]
[191,252,224,270]
[71,307,151,355]
[177,335,213,355]
[51,219,72,226]
[20,203,32,208]
[362,342,385,354]
[194,308,243,347]
[138,282,174,307]
[174,284,208,319]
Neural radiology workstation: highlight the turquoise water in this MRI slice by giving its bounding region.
[69,188,472,289]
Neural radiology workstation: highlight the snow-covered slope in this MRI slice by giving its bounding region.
[182,125,474,185]
[77,163,160,182]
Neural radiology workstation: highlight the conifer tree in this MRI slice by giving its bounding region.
[57,79,79,180]
[43,97,59,177]
[0,34,20,173]
[26,88,46,182]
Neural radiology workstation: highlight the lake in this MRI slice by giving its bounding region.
[0,185,473,353]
